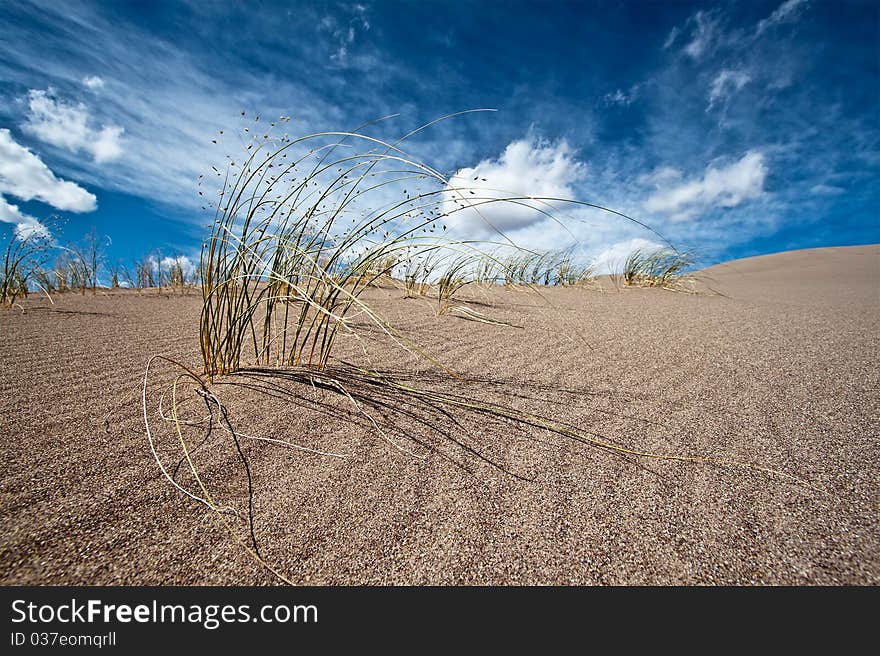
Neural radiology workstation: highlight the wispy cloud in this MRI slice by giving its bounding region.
[663,26,680,50]
[604,84,640,107]
[319,2,371,65]
[683,11,720,60]
[707,69,751,111]
[0,1,375,213]
[757,0,810,36]
[23,89,124,163]
[810,183,844,195]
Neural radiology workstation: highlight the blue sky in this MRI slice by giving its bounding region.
[0,0,877,274]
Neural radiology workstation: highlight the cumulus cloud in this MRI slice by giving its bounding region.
[155,254,197,280]
[644,151,767,221]
[757,0,809,36]
[82,75,105,89]
[0,128,97,212]
[707,69,751,110]
[13,217,51,240]
[590,237,666,275]
[0,129,96,239]
[442,137,587,238]
[22,89,124,163]
[0,195,48,240]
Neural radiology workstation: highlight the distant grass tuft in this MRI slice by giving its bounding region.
[437,253,475,314]
[1,228,52,308]
[623,248,694,291]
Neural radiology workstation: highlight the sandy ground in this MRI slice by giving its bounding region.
[1,244,878,585]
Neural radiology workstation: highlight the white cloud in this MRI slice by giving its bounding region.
[13,217,51,241]
[757,0,809,36]
[0,195,30,224]
[810,183,844,195]
[0,195,48,240]
[663,26,680,50]
[331,44,349,63]
[157,254,197,279]
[443,137,587,239]
[320,4,371,65]
[0,1,382,215]
[604,86,639,106]
[0,128,97,212]
[22,89,124,163]
[590,238,665,275]
[82,75,105,89]
[142,254,198,284]
[638,166,682,187]
[91,125,124,162]
[707,69,751,110]
[644,151,767,220]
[684,11,719,60]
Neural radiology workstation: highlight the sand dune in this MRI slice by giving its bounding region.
[701,244,879,306]
[1,245,877,585]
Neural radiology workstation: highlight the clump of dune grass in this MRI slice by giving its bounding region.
[436,253,475,314]
[356,253,398,288]
[30,266,55,295]
[556,250,596,286]
[402,248,442,297]
[56,227,104,295]
[529,250,555,285]
[52,254,71,292]
[473,252,500,285]
[1,226,53,308]
[623,248,694,290]
[490,248,595,287]
[198,116,456,376]
[168,259,186,289]
[500,251,533,286]
[401,254,423,298]
[135,255,156,289]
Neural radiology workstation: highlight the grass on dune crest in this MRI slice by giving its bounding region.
[622,248,695,291]
[436,253,476,314]
[142,112,820,584]
[1,227,54,307]
[401,247,442,298]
